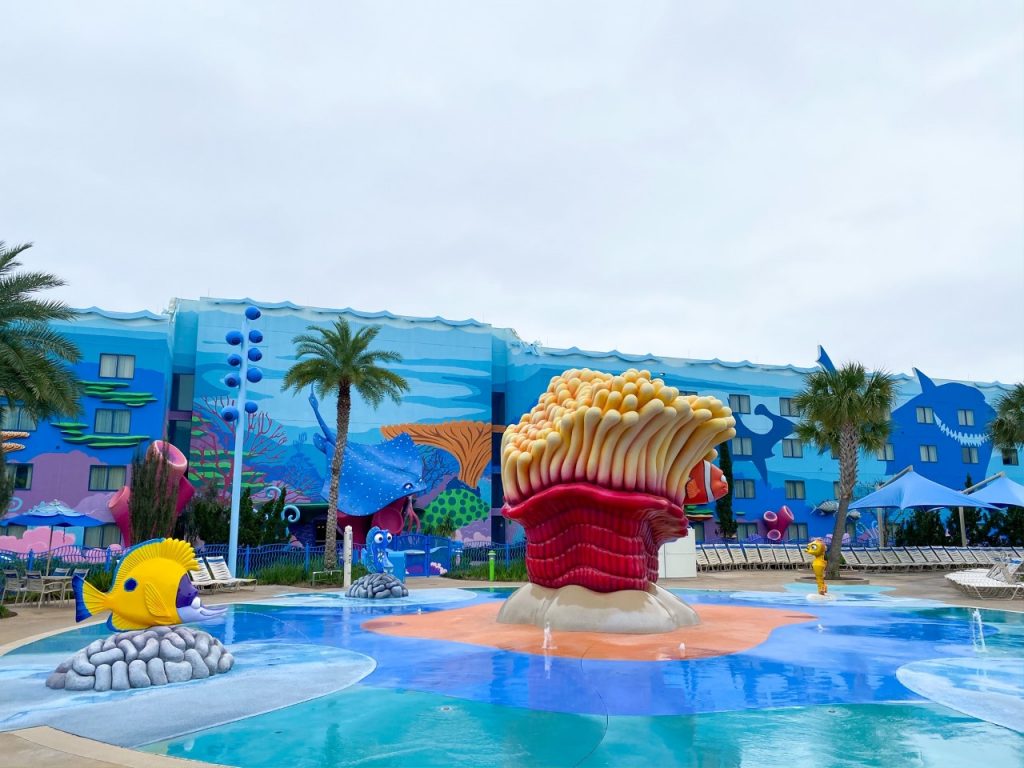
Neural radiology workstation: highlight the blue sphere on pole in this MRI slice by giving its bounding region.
[247,347,262,362]
[248,329,264,344]
[226,330,243,346]
[244,400,259,414]
[246,367,263,383]
[227,353,242,367]
[245,306,262,321]
[225,373,241,388]
[221,406,239,422]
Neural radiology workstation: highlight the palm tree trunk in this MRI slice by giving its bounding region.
[325,383,352,570]
[826,423,859,579]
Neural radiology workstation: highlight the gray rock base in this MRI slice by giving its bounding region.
[346,573,409,599]
[46,627,234,692]
[496,583,700,634]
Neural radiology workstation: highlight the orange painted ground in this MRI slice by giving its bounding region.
[363,602,814,662]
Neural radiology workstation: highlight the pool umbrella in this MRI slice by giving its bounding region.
[848,469,998,512]
[848,468,997,547]
[4,500,105,573]
[966,475,1024,508]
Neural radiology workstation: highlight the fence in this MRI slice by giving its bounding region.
[1,537,530,579]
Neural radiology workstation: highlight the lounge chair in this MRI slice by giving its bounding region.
[205,556,258,591]
[188,565,226,592]
[945,560,1022,600]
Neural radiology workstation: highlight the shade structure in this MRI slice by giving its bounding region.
[848,470,999,511]
[967,475,1024,508]
[4,501,105,571]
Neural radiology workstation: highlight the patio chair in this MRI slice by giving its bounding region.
[3,569,28,604]
[188,564,226,592]
[205,556,258,591]
[23,570,65,607]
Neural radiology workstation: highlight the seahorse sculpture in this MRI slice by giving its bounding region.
[805,539,828,596]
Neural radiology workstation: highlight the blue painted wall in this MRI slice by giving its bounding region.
[4,299,1021,548]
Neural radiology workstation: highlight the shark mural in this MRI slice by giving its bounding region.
[732,405,796,483]
[886,369,995,484]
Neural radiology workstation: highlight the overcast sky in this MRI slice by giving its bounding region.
[2,2,1022,384]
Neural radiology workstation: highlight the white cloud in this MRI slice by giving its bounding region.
[1,0,1021,383]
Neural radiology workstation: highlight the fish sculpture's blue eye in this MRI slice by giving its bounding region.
[124,578,138,592]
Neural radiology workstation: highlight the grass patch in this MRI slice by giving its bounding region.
[253,561,369,586]
[0,604,14,619]
[447,561,528,581]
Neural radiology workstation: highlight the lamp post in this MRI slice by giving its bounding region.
[220,305,265,576]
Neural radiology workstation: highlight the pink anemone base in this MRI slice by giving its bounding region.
[502,482,689,593]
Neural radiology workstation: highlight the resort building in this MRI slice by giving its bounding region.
[3,297,1021,547]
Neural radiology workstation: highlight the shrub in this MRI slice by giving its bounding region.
[86,569,114,592]
[447,560,528,581]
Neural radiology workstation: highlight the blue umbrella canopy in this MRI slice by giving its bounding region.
[967,476,1024,508]
[848,470,998,511]
[5,500,105,528]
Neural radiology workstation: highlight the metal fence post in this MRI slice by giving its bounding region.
[304,542,310,575]
[504,543,510,570]
[105,548,112,572]
[27,550,34,572]
[244,545,251,577]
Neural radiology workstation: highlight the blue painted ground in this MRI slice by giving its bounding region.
[2,587,1021,767]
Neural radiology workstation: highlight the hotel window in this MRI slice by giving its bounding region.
[99,353,135,379]
[779,398,801,417]
[728,394,751,414]
[916,406,934,424]
[89,465,127,492]
[782,438,803,458]
[691,522,706,544]
[732,437,753,456]
[786,523,809,541]
[785,480,806,500]
[736,523,760,540]
[833,481,841,499]
[734,479,756,499]
[0,523,26,537]
[1,405,37,431]
[84,524,122,549]
[962,446,979,464]
[920,445,938,463]
[957,409,975,427]
[171,373,195,411]
[5,463,32,490]
[95,409,131,435]
[1003,449,1020,466]
[679,390,698,397]
[876,443,895,461]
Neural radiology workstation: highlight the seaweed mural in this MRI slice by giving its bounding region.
[190,395,289,498]
[81,380,159,407]
[263,433,323,503]
[46,382,160,449]
[380,420,491,487]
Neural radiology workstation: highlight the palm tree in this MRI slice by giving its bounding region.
[793,362,897,578]
[0,242,82,512]
[988,383,1024,455]
[282,318,408,568]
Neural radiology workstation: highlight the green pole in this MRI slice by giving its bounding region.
[488,549,496,582]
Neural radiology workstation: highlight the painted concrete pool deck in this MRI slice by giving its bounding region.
[0,571,1019,767]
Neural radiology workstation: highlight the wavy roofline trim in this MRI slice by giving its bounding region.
[510,344,1015,389]
[193,296,490,329]
[72,307,168,322]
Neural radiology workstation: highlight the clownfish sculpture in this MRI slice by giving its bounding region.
[72,538,227,631]
[683,460,729,505]
[805,539,828,596]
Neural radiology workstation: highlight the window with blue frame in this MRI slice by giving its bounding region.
[734,479,756,498]
[99,353,135,379]
[962,446,979,464]
[920,445,938,463]
[732,437,753,456]
[876,443,895,461]
[728,394,751,414]
[916,406,934,424]
[782,438,803,458]
[779,398,801,417]
[84,524,122,548]
[1003,449,1020,466]
[957,409,974,427]
[5,463,32,490]
[784,480,806,500]
[736,522,760,539]
[1,405,37,431]
[89,465,127,491]
[95,408,131,434]
[785,523,808,541]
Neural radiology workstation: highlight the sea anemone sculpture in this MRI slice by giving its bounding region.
[501,368,736,594]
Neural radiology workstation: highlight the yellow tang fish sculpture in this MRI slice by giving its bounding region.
[72,538,227,631]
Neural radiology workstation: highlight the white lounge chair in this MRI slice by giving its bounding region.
[945,561,1022,600]
[205,556,257,591]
